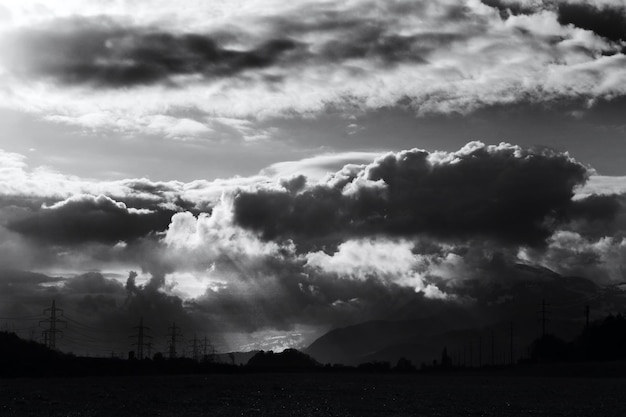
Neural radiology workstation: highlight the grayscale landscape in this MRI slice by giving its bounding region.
[1,0,626,415]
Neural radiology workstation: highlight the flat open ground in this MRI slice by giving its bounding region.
[1,373,625,416]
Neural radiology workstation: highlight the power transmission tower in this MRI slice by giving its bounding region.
[39,300,66,349]
[168,322,182,359]
[202,336,213,362]
[189,334,199,361]
[131,317,152,360]
[538,299,550,337]
[463,346,467,368]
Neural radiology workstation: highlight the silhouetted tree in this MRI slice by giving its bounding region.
[246,349,321,369]
[530,334,570,362]
[357,361,391,372]
[576,313,626,361]
[441,347,452,369]
[394,357,416,372]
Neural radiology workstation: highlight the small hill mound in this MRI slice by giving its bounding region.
[246,349,321,370]
[0,331,62,361]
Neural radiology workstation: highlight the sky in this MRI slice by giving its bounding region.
[0,0,625,355]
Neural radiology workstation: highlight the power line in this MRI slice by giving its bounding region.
[0,315,42,321]
[202,336,215,362]
[64,316,127,334]
[188,334,199,361]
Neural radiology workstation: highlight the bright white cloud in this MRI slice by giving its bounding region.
[306,238,454,298]
[261,151,382,181]
[163,197,293,266]
[0,148,272,207]
[519,230,626,283]
[576,175,626,198]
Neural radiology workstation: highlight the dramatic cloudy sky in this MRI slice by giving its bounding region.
[0,0,625,354]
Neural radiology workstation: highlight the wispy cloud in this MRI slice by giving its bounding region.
[1,0,625,136]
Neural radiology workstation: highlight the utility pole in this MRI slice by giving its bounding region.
[463,346,467,368]
[538,299,550,337]
[585,305,590,328]
[509,321,514,366]
[202,336,214,362]
[478,336,482,367]
[491,330,495,366]
[131,317,152,360]
[189,334,199,361]
[469,341,473,368]
[39,300,66,349]
[168,322,182,359]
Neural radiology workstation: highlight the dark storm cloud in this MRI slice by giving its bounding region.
[479,0,538,17]
[63,271,125,295]
[566,193,626,239]
[266,3,471,68]
[568,194,621,222]
[556,3,626,44]
[233,143,596,247]
[5,19,300,87]
[5,8,476,89]
[114,178,198,214]
[122,271,196,331]
[481,0,626,44]
[0,268,204,355]
[0,269,62,298]
[315,30,467,67]
[65,270,189,330]
[7,194,175,244]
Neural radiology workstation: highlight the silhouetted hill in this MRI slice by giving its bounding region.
[0,331,63,361]
[305,266,619,366]
[305,311,478,365]
[214,351,260,366]
[246,349,321,370]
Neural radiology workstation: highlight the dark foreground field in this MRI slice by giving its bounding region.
[2,373,625,416]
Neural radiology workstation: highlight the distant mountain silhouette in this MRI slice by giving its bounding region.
[305,316,472,365]
[305,265,620,366]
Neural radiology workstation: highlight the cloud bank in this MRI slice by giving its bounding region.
[1,141,624,352]
[233,142,602,247]
[1,0,625,137]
